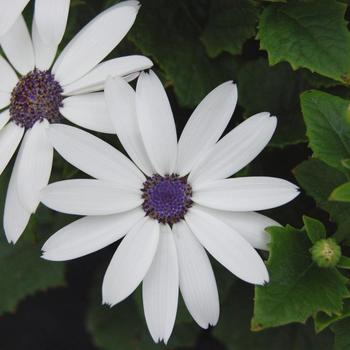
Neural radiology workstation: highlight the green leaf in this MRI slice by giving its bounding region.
[341,159,350,170]
[258,0,350,83]
[128,0,237,107]
[314,299,350,333]
[214,283,333,350]
[0,168,65,315]
[303,216,326,244]
[330,182,350,202]
[301,90,350,172]
[331,318,350,350]
[253,225,349,329]
[201,0,258,57]
[0,238,65,315]
[237,58,306,146]
[294,159,350,242]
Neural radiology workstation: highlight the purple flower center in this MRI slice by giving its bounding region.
[142,174,193,225]
[10,69,64,129]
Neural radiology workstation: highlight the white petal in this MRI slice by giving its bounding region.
[0,122,24,176]
[189,113,277,184]
[143,224,179,344]
[186,205,269,285]
[63,56,153,95]
[0,55,18,92]
[32,17,57,70]
[48,124,144,187]
[16,120,53,213]
[42,207,144,261]
[0,109,11,130]
[0,15,34,75]
[52,1,140,85]
[173,221,219,328]
[103,217,159,306]
[198,207,280,251]
[0,92,11,110]
[41,179,142,216]
[0,0,29,37]
[176,82,237,176]
[193,177,300,212]
[60,93,115,133]
[34,0,69,46]
[136,71,177,175]
[3,140,31,243]
[105,76,154,175]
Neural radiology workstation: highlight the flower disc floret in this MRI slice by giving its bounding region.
[142,174,193,225]
[10,69,63,129]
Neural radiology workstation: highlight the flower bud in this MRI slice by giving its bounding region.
[310,238,341,268]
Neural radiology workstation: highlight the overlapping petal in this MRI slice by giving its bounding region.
[0,0,29,37]
[176,81,237,176]
[186,205,269,285]
[103,217,159,306]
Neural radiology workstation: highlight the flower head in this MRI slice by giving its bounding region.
[0,0,152,243]
[40,71,299,343]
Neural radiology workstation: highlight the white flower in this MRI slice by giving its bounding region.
[40,71,299,344]
[0,0,152,243]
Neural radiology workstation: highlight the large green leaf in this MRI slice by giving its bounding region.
[258,0,350,83]
[301,90,350,172]
[294,159,350,242]
[201,0,258,57]
[214,283,333,350]
[128,0,236,107]
[253,225,349,329]
[237,58,306,146]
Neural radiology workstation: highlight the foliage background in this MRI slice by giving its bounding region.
[1,0,350,349]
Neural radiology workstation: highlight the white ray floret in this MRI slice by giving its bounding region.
[40,71,299,343]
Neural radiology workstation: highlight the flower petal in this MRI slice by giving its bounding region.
[0,15,34,75]
[0,122,24,176]
[189,113,277,184]
[105,76,154,175]
[0,92,11,110]
[34,0,70,46]
[52,1,140,85]
[198,207,280,251]
[0,55,18,92]
[0,0,29,37]
[42,207,144,261]
[60,93,115,133]
[0,109,11,130]
[173,220,219,328]
[103,217,159,306]
[4,141,31,243]
[176,81,237,176]
[32,17,57,70]
[193,177,300,212]
[136,71,177,175]
[143,224,179,344]
[186,205,269,285]
[16,120,53,213]
[63,56,153,95]
[41,179,142,216]
[47,124,144,187]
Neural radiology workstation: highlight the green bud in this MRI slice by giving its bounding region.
[310,238,341,268]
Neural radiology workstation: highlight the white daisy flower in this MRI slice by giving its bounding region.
[0,0,152,243]
[40,71,299,344]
